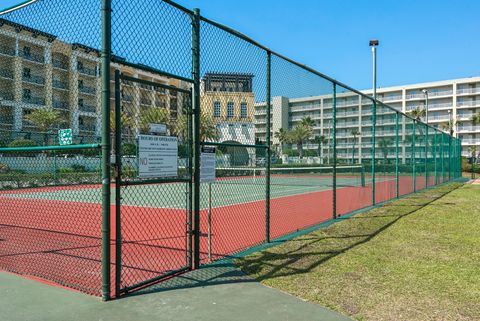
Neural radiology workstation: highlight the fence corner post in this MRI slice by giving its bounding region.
[332,83,337,219]
[265,51,271,242]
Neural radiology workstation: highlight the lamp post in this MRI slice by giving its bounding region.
[369,40,379,100]
[422,89,429,123]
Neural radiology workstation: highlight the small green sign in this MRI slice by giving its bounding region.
[58,128,73,145]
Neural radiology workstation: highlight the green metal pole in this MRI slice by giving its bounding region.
[101,0,112,301]
[412,119,416,192]
[433,130,437,185]
[114,70,122,297]
[192,8,201,269]
[371,99,376,205]
[395,112,399,198]
[425,126,428,187]
[332,83,337,219]
[441,133,445,182]
[448,135,452,181]
[265,51,271,242]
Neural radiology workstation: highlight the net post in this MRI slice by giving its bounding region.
[371,98,376,205]
[412,119,416,192]
[192,8,201,269]
[332,83,337,219]
[425,126,428,187]
[101,0,112,301]
[114,70,122,298]
[395,112,399,198]
[265,50,271,243]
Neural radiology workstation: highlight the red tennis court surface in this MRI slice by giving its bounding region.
[0,176,436,296]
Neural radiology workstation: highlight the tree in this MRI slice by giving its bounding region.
[300,116,315,128]
[24,108,61,145]
[274,128,290,155]
[471,113,480,126]
[312,135,327,159]
[289,124,313,158]
[440,120,455,136]
[139,107,170,134]
[407,107,426,121]
[175,111,217,142]
[378,138,393,164]
[350,129,360,164]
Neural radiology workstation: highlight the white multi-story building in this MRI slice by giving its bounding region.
[255,77,480,158]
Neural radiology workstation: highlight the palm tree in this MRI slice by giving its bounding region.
[139,107,170,134]
[24,108,61,145]
[378,138,393,164]
[440,120,455,136]
[350,129,360,164]
[300,116,315,128]
[471,113,480,126]
[407,106,426,121]
[289,124,313,158]
[312,135,327,160]
[274,128,290,155]
[175,111,218,142]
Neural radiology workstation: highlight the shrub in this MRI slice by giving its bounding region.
[8,139,37,148]
[0,163,10,173]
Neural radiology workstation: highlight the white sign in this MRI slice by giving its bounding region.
[149,123,167,135]
[200,146,216,183]
[58,129,73,145]
[138,135,178,178]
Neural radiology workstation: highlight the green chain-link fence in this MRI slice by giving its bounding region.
[0,0,463,300]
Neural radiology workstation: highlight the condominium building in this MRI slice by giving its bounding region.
[0,18,186,142]
[255,76,480,158]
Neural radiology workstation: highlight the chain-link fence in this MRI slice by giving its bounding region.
[0,0,463,300]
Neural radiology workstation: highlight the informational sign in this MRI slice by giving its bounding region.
[138,134,178,178]
[58,128,73,145]
[200,146,216,183]
[149,123,167,135]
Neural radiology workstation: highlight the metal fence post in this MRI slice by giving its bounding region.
[371,99,376,205]
[433,130,437,185]
[425,126,428,187]
[114,70,122,298]
[395,112,399,198]
[448,135,452,181]
[265,51,271,242]
[412,119,416,192]
[332,83,337,219]
[100,0,112,301]
[192,8,201,269]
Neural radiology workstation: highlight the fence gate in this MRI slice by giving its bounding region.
[114,71,193,296]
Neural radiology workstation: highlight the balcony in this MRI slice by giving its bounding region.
[140,97,152,105]
[429,114,450,121]
[0,115,13,125]
[456,87,480,95]
[79,124,96,132]
[457,125,480,133]
[406,91,452,99]
[428,102,452,109]
[0,90,14,101]
[461,138,479,144]
[0,68,14,79]
[23,96,45,106]
[53,79,69,90]
[380,94,402,102]
[0,44,15,57]
[78,66,97,77]
[79,104,96,113]
[20,51,45,64]
[457,101,480,108]
[78,85,96,95]
[22,74,45,85]
[53,100,69,110]
[52,58,69,70]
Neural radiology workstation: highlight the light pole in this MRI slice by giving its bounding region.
[369,40,379,100]
[422,89,429,123]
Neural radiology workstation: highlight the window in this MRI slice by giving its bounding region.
[213,101,221,118]
[77,61,83,71]
[78,98,84,107]
[227,102,234,118]
[240,102,247,119]
[78,79,84,89]
[22,68,31,78]
[23,88,31,100]
[23,46,30,57]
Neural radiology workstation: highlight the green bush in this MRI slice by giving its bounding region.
[8,139,37,148]
[122,143,137,156]
[0,163,10,173]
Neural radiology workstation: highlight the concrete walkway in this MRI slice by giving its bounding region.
[1,262,353,321]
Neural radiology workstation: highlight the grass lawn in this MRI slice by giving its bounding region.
[237,182,480,321]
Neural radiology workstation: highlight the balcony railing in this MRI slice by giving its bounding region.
[79,124,96,132]
[457,101,480,107]
[458,125,480,132]
[461,138,479,144]
[406,91,452,99]
[23,96,45,106]
[78,85,96,95]
[0,116,13,125]
[380,95,403,101]
[53,100,69,110]
[456,87,480,95]
[52,58,69,70]
[78,66,97,76]
[140,97,152,105]
[428,102,452,109]
[0,68,14,79]
[0,90,14,101]
[123,94,133,102]
[20,51,45,64]
[53,79,69,90]
[22,74,45,85]
[0,44,15,56]
[79,104,96,113]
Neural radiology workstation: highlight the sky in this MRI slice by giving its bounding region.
[1,0,479,91]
